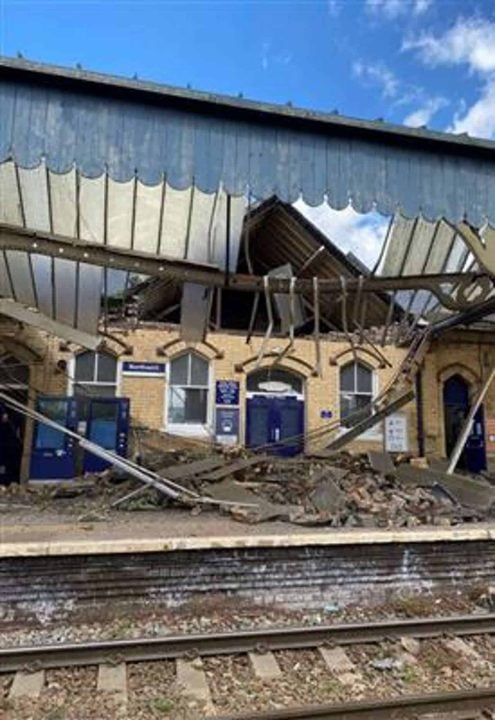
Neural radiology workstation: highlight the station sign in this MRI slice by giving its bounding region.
[122,362,166,377]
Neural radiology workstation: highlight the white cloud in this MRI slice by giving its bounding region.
[403,17,495,74]
[403,96,447,127]
[294,200,388,271]
[353,60,399,98]
[261,41,292,71]
[366,0,432,19]
[403,16,495,139]
[449,79,495,139]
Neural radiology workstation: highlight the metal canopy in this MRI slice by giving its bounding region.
[1,58,495,226]
[0,158,245,339]
[378,215,494,326]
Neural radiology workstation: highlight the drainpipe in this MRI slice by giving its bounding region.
[415,370,425,457]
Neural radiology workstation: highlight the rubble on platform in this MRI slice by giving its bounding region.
[191,451,495,528]
[128,444,495,528]
[2,443,494,529]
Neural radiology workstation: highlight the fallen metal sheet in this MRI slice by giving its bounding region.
[396,465,495,510]
[396,465,435,487]
[200,456,269,482]
[180,282,211,342]
[437,473,495,510]
[368,451,395,476]
[268,264,305,334]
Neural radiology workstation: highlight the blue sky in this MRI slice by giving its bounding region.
[1,0,494,266]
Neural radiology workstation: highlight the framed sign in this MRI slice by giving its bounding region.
[215,407,240,445]
[122,362,165,377]
[385,413,408,452]
[215,380,240,406]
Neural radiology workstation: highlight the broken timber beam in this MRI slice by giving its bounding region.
[0,299,100,350]
[0,223,491,312]
[325,389,415,453]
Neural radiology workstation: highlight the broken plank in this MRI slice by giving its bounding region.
[200,456,269,482]
[156,456,226,481]
[205,479,261,507]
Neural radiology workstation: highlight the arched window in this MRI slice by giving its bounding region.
[168,352,209,425]
[339,361,373,426]
[73,351,117,397]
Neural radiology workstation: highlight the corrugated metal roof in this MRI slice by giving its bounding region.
[0,159,245,337]
[1,58,495,224]
[378,215,491,324]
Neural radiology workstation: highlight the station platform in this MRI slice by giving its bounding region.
[0,510,494,557]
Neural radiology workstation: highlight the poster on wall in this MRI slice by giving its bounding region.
[215,380,240,406]
[215,407,240,445]
[385,413,408,452]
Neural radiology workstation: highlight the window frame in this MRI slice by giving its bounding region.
[165,351,212,437]
[338,360,382,441]
[68,351,120,398]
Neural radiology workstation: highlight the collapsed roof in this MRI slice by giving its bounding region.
[130,197,397,334]
[0,58,494,347]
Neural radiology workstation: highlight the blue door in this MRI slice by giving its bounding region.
[443,375,486,473]
[246,395,304,456]
[30,397,78,480]
[83,398,130,473]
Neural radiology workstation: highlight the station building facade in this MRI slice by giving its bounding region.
[1,317,494,483]
[0,199,493,482]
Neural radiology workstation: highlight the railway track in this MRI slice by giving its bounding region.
[2,612,495,671]
[214,688,495,718]
[2,613,495,719]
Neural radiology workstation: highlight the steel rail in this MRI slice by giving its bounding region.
[1,613,495,673]
[212,687,495,719]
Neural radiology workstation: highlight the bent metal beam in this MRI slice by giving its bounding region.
[0,223,492,313]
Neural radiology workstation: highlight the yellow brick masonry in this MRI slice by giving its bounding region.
[3,318,495,473]
[78,325,412,454]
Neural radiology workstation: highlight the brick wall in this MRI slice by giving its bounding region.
[4,319,495,472]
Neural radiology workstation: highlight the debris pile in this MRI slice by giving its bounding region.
[188,450,495,528]
[2,440,495,530]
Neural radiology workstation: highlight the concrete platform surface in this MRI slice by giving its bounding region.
[0,510,494,557]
